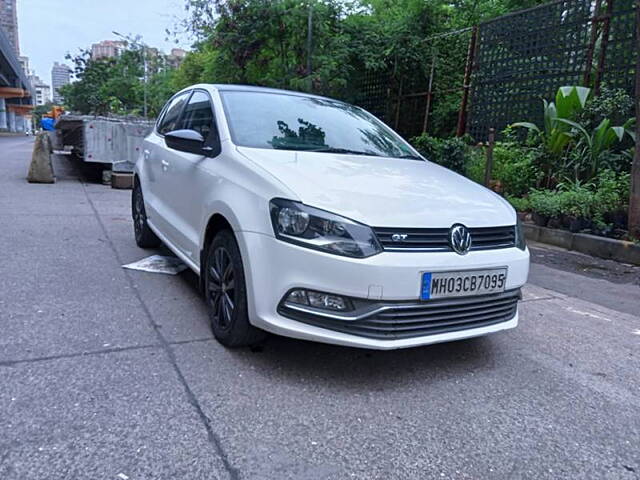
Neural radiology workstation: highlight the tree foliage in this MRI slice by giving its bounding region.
[177,0,356,96]
[60,41,180,117]
[173,0,550,132]
[61,49,143,115]
[60,0,553,122]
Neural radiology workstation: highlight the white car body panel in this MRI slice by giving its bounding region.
[135,83,530,350]
[234,147,516,228]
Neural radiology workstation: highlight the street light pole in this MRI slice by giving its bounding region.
[142,48,148,118]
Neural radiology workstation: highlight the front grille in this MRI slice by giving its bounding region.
[279,289,520,340]
[373,226,516,252]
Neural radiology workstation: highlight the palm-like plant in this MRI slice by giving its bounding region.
[512,86,591,185]
[557,117,635,180]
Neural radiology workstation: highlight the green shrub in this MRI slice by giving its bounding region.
[528,190,562,217]
[578,86,634,129]
[506,196,530,212]
[556,187,595,218]
[410,134,440,161]
[465,147,485,184]
[462,141,543,196]
[491,142,544,197]
[410,134,467,174]
[592,170,630,219]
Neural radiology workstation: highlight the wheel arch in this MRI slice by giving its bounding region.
[199,212,236,291]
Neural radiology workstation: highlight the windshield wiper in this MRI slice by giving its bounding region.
[315,148,424,160]
[308,147,380,156]
[271,145,421,159]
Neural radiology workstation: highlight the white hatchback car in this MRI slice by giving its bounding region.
[133,84,529,349]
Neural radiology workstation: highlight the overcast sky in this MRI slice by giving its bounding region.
[17,0,192,85]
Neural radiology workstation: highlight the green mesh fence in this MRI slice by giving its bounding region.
[468,0,637,141]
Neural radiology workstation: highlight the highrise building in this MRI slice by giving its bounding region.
[91,40,126,60]
[0,0,19,54]
[167,48,187,69]
[51,62,72,104]
[19,55,29,75]
[28,74,51,106]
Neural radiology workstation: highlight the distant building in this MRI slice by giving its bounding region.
[19,55,29,75]
[91,40,126,60]
[0,0,19,54]
[166,48,187,69]
[29,74,51,106]
[51,62,72,104]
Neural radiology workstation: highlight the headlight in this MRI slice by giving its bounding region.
[269,198,382,258]
[515,218,526,250]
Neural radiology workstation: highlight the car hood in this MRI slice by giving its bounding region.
[237,147,516,228]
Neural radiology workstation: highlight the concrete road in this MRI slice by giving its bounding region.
[1,135,639,480]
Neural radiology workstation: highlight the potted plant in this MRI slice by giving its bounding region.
[560,189,594,233]
[528,190,559,227]
[506,196,530,221]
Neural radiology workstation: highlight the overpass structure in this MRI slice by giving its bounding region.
[0,24,33,132]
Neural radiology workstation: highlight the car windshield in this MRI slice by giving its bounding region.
[220,91,422,160]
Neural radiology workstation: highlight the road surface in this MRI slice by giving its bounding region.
[1,135,639,479]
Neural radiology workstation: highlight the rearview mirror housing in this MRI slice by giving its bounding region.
[165,129,211,156]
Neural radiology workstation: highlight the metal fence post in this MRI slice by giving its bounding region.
[456,26,478,137]
[594,0,615,95]
[628,0,640,238]
[394,78,403,131]
[583,0,603,86]
[422,49,437,134]
[484,128,496,188]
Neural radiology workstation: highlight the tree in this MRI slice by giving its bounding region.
[32,102,55,128]
[61,44,177,117]
[179,0,356,96]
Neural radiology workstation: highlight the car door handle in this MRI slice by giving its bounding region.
[161,160,170,171]
[143,149,151,160]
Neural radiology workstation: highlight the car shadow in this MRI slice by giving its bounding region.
[173,263,502,387]
[248,333,500,389]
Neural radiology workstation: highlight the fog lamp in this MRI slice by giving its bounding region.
[285,289,352,311]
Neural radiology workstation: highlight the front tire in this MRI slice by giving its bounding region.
[204,230,266,347]
[132,180,161,249]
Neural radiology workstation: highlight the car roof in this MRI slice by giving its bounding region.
[187,83,337,102]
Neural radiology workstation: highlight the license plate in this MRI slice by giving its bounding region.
[421,268,507,300]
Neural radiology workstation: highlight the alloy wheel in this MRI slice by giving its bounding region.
[208,246,235,330]
[133,188,146,238]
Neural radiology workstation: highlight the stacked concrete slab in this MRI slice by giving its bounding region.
[55,115,154,172]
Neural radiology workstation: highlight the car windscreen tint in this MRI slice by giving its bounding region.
[220,91,421,160]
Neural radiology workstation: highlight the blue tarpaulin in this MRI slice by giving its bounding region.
[41,117,55,131]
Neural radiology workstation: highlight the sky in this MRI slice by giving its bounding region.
[17,0,192,85]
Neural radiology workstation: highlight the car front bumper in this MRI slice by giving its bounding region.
[239,231,529,350]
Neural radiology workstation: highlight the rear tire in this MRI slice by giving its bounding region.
[132,180,161,248]
[204,230,266,347]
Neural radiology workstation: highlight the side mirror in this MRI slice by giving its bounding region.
[165,129,208,156]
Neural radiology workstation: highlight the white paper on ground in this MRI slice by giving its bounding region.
[122,255,188,275]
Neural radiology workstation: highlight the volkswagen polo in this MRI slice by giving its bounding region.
[132,84,529,349]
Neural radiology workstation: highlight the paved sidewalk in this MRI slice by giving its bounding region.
[1,136,639,479]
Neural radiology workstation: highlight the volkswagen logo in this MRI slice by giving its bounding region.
[391,233,408,242]
[449,224,472,255]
